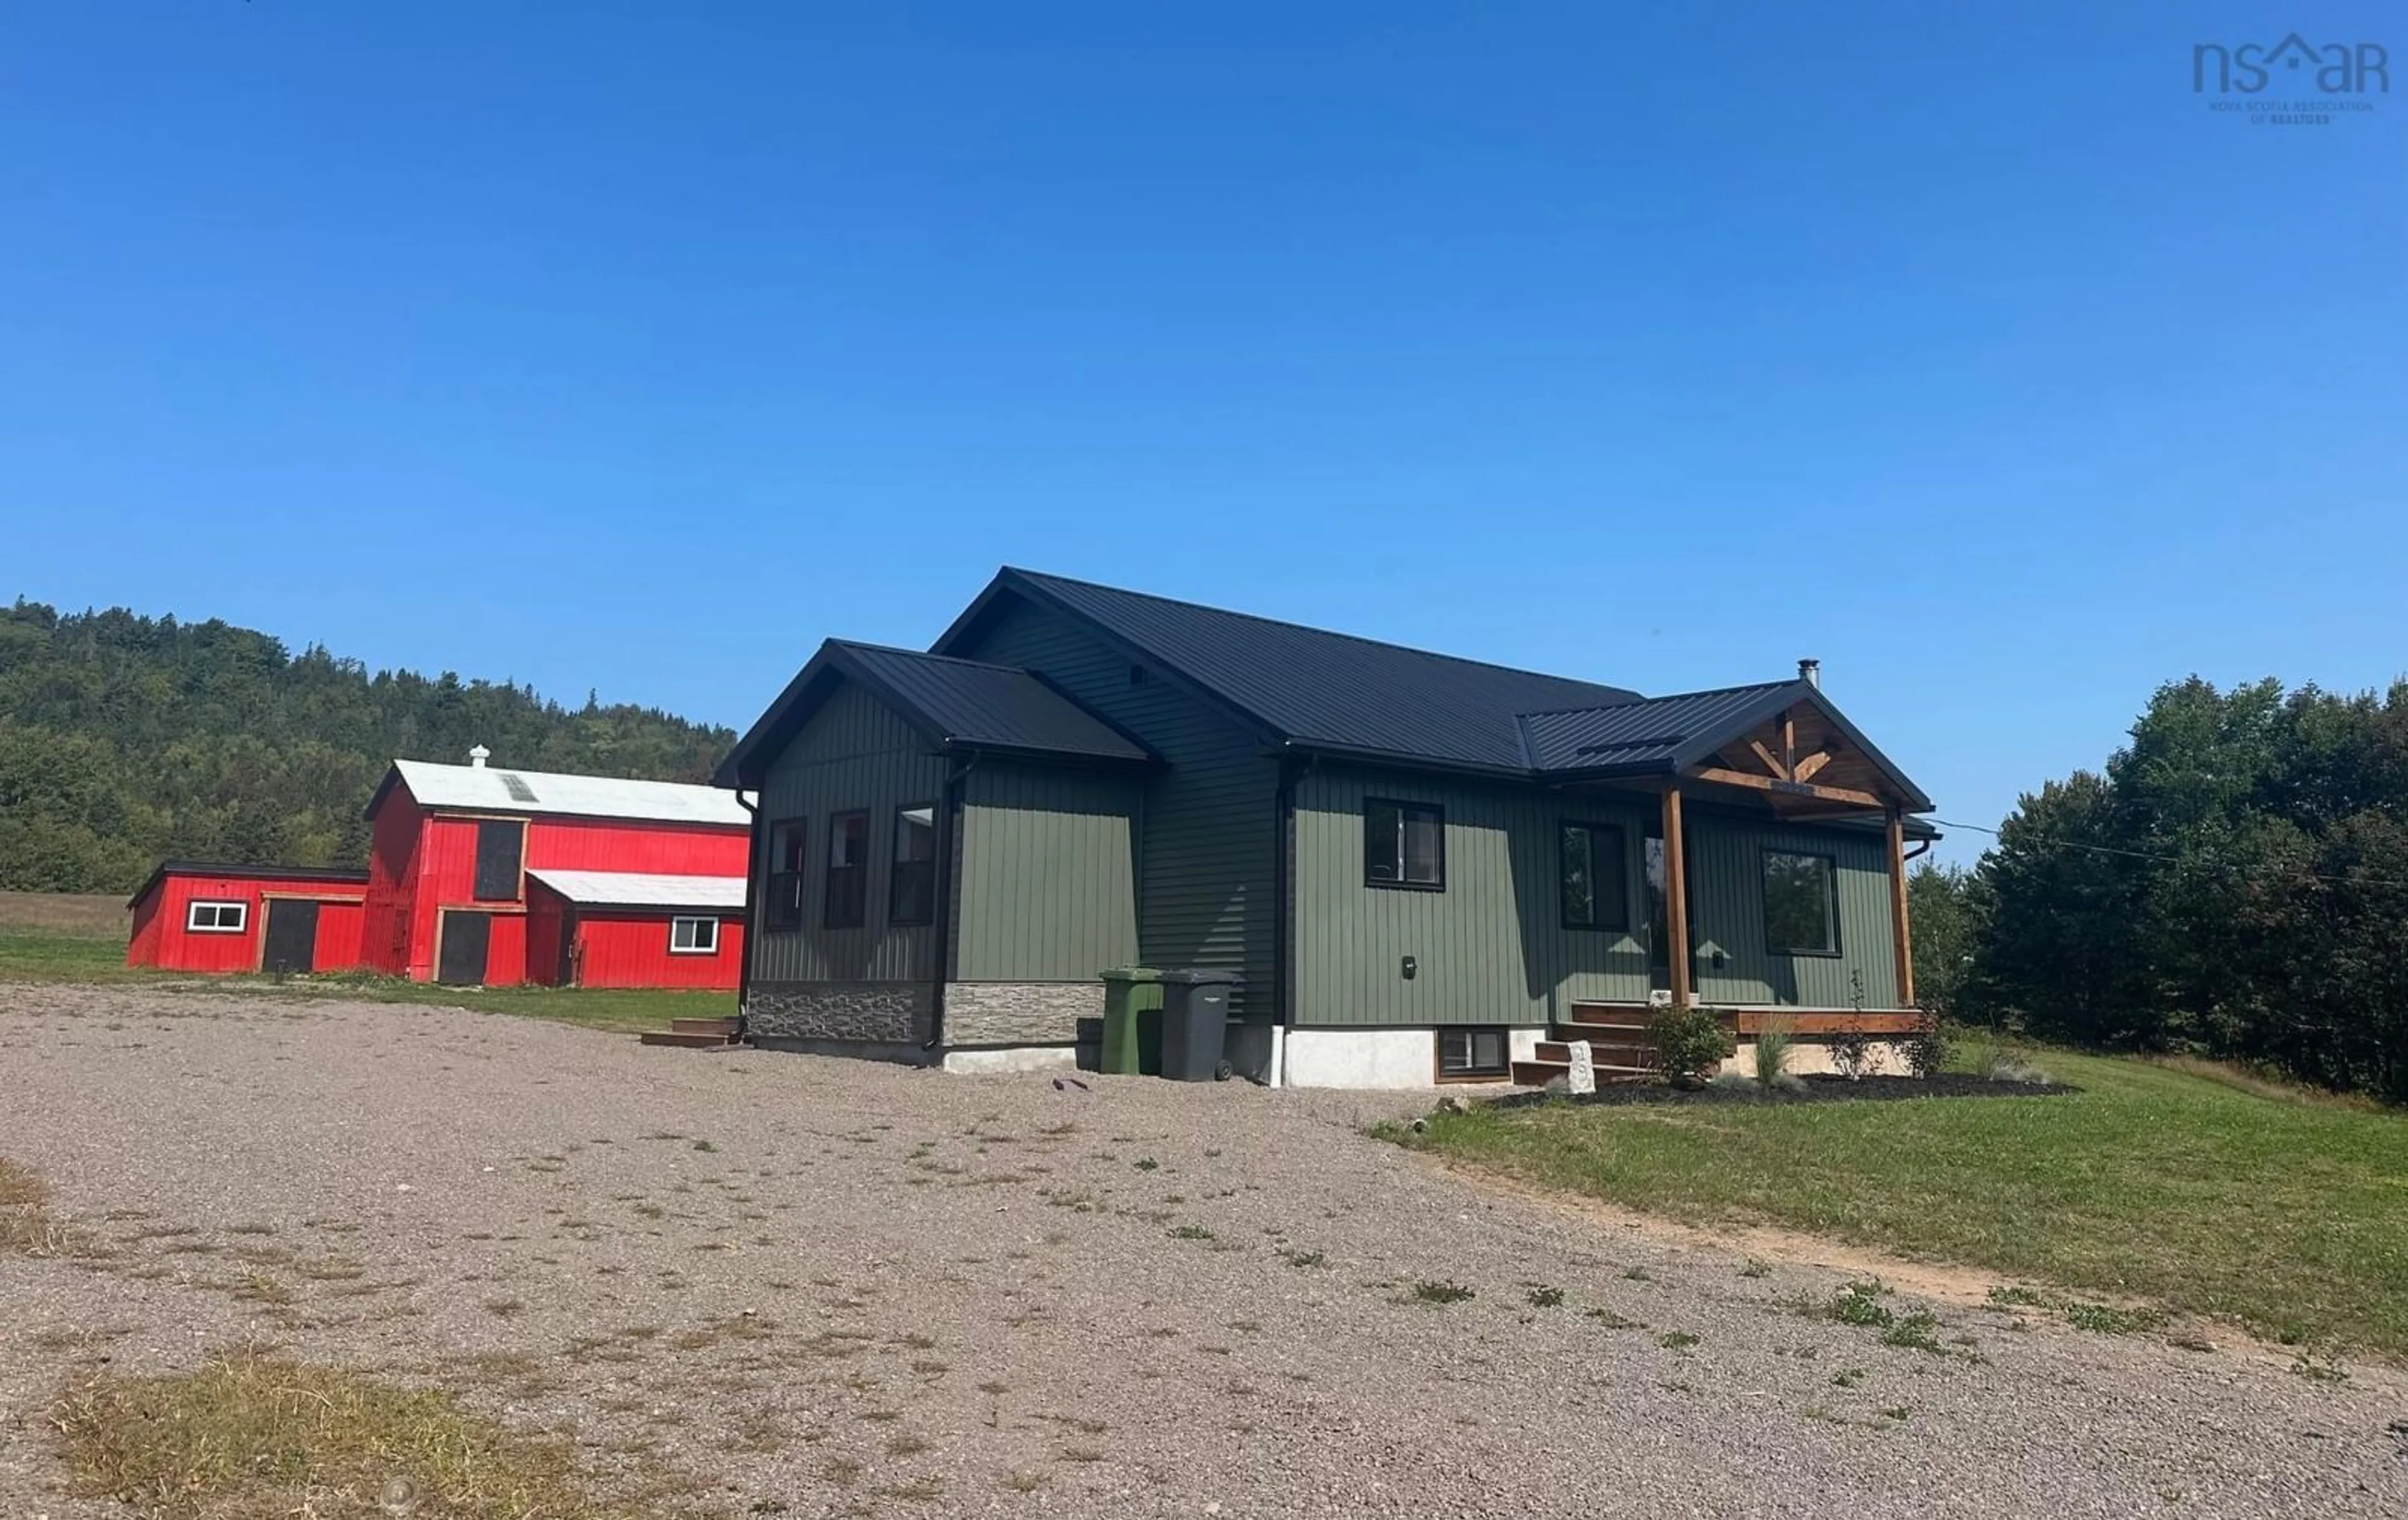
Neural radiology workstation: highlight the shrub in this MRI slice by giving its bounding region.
[1829,1027,1880,1080]
[1647,1003,1735,1087]
[1751,1017,1795,1087]
[1900,1014,1948,1080]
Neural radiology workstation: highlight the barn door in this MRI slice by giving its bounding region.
[261,899,319,974]
[438,910,492,986]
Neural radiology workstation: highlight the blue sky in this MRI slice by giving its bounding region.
[3,3,2400,862]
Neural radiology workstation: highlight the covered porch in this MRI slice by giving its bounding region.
[1513,673,1932,1084]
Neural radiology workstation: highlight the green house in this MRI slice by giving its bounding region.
[715,568,1936,1088]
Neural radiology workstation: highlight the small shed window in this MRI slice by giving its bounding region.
[824,811,870,929]
[766,818,807,930]
[186,900,247,934]
[669,916,720,954]
[1763,850,1839,955]
[889,804,937,926]
[1560,821,1629,931]
[1437,1027,1508,1080]
[1365,799,1445,890]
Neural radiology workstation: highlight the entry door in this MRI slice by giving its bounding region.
[261,899,319,974]
[438,910,493,986]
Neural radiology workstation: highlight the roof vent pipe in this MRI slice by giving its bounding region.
[1797,658,1820,690]
[468,744,490,768]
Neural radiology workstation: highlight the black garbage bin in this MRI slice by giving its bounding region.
[1158,970,1239,1081]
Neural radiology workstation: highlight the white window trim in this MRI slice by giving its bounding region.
[669,916,720,954]
[186,900,248,934]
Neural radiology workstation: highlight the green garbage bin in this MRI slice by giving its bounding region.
[1159,969,1240,1081]
[1098,967,1164,1075]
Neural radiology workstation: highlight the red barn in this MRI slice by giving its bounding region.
[358,752,750,986]
[127,863,370,974]
[524,870,747,990]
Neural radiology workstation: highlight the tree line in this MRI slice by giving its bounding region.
[1911,675,2408,1102]
[0,599,735,894]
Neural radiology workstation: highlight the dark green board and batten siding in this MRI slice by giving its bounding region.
[953,599,1277,1016]
[1292,769,1904,1027]
[1292,769,1654,1026]
[1687,818,1901,1008]
[751,682,948,984]
[952,764,1140,982]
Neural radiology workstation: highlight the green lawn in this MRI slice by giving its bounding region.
[0,929,723,1035]
[0,932,154,983]
[1388,1052,2408,1357]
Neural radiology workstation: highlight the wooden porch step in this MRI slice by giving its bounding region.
[1561,1008,1655,1033]
[670,1016,739,1037]
[1534,1039,1656,1067]
[1509,1057,1656,1087]
[638,1029,738,1050]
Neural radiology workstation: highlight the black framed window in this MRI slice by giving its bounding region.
[1365,798,1444,889]
[766,818,807,930]
[1560,821,1629,931]
[889,803,937,926]
[824,811,869,929]
[669,916,719,954]
[1437,1027,1509,1079]
[473,819,524,902]
[1763,850,1839,955]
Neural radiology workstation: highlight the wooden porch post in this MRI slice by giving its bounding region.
[1662,783,1691,1008]
[1886,808,1916,1008]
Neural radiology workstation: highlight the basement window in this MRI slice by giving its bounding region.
[1365,798,1445,890]
[1560,821,1629,931]
[1437,1027,1509,1080]
[669,916,719,954]
[824,811,869,929]
[1763,850,1840,956]
[889,803,937,926]
[766,818,807,930]
[186,900,247,934]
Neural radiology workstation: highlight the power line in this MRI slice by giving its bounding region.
[1931,816,2408,891]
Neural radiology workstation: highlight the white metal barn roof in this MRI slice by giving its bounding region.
[388,759,750,827]
[524,870,747,909]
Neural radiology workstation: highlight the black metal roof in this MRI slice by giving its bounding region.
[932,569,1931,810]
[835,643,1154,763]
[716,640,1154,786]
[1516,682,1798,772]
[937,569,1642,774]
[128,860,371,910]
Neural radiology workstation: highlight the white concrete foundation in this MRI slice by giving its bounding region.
[940,1045,1082,1076]
[1280,1026,1545,1089]
[1720,1038,1908,1079]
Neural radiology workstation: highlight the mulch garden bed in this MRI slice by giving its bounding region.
[1488,1074,2076,1110]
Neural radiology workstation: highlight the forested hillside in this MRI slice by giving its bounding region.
[0,599,736,893]
[1913,675,2408,1103]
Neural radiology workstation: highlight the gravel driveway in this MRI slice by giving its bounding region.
[3,983,2402,1518]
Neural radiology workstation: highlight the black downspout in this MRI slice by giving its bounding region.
[734,788,760,1042]
[922,754,973,1056]
[1272,753,1302,1075]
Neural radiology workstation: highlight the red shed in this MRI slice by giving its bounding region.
[524,870,747,990]
[359,753,751,986]
[127,862,370,975]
